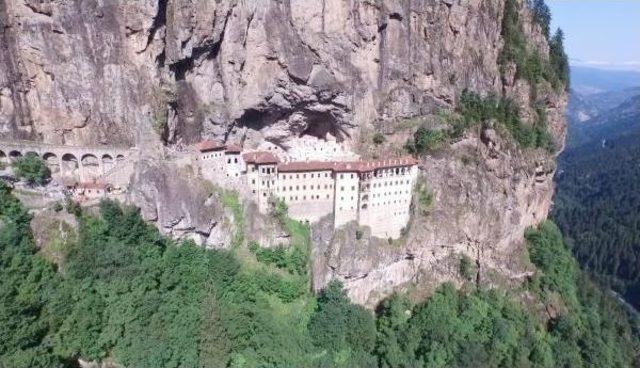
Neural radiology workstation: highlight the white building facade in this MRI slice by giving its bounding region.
[195,140,418,239]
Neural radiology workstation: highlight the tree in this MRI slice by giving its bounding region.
[549,28,570,88]
[529,0,551,39]
[12,153,50,185]
[373,132,385,145]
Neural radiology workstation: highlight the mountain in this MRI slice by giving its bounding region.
[2,1,640,367]
[0,0,568,305]
[570,66,640,95]
[566,90,640,148]
[554,129,640,309]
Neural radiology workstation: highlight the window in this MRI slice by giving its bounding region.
[310,185,314,189]
[303,174,307,178]
[340,174,344,179]
[252,179,255,184]
[228,158,231,164]
[341,186,344,191]
[326,194,330,199]
[296,186,299,190]
[303,196,306,200]
[296,174,299,179]
[351,186,355,190]
[290,186,293,190]
[234,158,238,163]
[283,187,286,191]
[303,185,306,190]
[311,173,314,178]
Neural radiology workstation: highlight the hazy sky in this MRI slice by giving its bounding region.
[547,0,640,71]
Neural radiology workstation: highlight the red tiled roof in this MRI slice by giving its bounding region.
[278,161,335,172]
[242,151,279,165]
[195,140,225,152]
[225,144,242,153]
[278,156,418,173]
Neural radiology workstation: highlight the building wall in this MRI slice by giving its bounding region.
[199,150,226,181]
[359,166,418,238]
[247,163,277,213]
[334,171,360,228]
[224,153,244,180]
[275,170,335,222]
[196,145,418,239]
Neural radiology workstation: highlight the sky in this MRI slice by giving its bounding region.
[547,1,640,71]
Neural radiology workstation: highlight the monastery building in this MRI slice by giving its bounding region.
[194,140,418,239]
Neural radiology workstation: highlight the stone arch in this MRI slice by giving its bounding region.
[0,150,6,164]
[61,153,79,179]
[25,151,39,157]
[81,153,100,179]
[102,154,114,172]
[116,154,125,162]
[43,152,60,173]
[9,150,22,161]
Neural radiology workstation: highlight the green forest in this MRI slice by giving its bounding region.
[1,182,638,367]
[553,129,640,310]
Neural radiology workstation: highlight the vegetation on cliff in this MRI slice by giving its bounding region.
[12,153,50,185]
[405,91,555,155]
[500,0,569,90]
[1,184,637,367]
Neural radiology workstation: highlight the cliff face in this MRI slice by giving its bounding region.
[0,0,566,305]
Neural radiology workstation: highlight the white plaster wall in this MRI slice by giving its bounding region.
[276,170,335,222]
[359,166,417,238]
[334,171,360,228]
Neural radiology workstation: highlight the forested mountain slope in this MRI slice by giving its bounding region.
[554,129,640,309]
[1,184,638,367]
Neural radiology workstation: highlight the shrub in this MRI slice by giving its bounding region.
[53,202,64,212]
[65,198,82,217]
[405,126,446,155]
[416,183,433,212]
[13,153,50,185]
[372,132,385,145]
[459,255,475,281]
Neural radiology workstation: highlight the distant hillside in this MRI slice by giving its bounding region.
[554,129,640,309]
[570,66,640,95]
[566,92,640,148]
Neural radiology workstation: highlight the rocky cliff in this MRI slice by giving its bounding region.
[0,0,566,305]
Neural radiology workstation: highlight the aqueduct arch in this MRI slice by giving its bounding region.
[9,150,22,160]
[61,153,79,179]
[43,152,59,173]
[102,154,114,172]
[0,140,134,183]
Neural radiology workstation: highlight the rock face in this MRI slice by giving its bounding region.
[128,160,229,246]
[0,0,548,148]
[0,0,567,305]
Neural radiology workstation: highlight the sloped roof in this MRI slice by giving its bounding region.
[195,140,225,152]
[242,151,279,164]
[225,144,242,153]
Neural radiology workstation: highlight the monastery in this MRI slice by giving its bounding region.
[194,140,419,239]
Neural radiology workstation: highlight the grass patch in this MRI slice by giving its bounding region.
[221,189,245,248]
[415,182,433,215]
